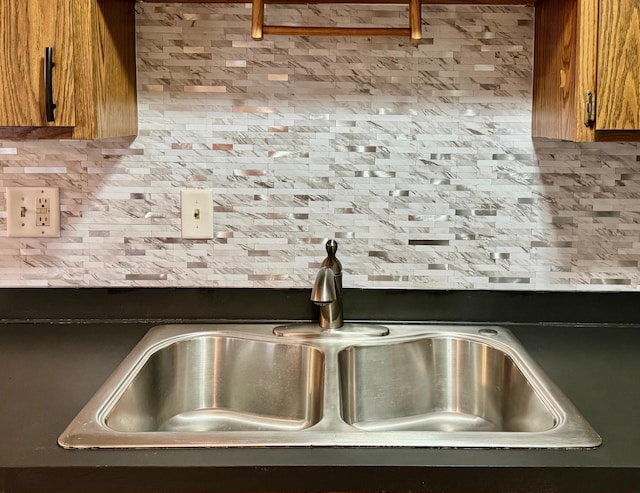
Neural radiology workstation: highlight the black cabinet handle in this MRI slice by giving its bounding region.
[44,47,57,122]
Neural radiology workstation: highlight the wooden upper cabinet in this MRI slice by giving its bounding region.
[533,0,640,142]
[596,0,640,132]
[0,0,137,140]
[0,0,76,127]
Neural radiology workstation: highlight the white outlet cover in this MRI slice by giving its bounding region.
[6,187,60,237]
[181,189,213,239]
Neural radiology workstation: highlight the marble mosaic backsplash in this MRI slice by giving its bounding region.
[1,3,640,290]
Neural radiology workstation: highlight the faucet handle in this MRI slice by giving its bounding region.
[325,239,337,259]
[322,239,341,272]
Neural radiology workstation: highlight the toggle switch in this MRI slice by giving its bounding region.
[180,189,213,239]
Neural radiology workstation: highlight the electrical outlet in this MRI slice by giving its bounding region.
[6,187,60,237]
[36,214,50,227]
[36,197,51,226]
[181,189,213,239]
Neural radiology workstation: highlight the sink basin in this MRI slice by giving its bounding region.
[107,336,324,433]
[59,324,601,449]
[339,337,555,433]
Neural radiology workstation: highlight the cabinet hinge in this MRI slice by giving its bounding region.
[584,90,596,128]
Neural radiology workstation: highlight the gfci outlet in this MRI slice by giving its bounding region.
[181,189,213,239]
[6,187,61,237]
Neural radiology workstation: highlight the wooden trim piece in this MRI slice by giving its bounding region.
[263,25,412,36]
[572,0,598,141]
[252,0,264,40]
[595,130,640,142]
[95,0,138,138]
[71,0,99,139]
[410,0,422,40]
[71,0,137,139]
[0,126,74,140]
[254,0,421,39]
[148,0,535,4]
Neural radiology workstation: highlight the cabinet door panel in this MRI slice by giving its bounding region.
[0,0,75,127]
[597,0,640,130]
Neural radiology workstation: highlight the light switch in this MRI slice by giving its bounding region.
[181,189,213,239]
[6,187,60,237]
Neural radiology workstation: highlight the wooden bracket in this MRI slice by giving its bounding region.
[251,0,422,40]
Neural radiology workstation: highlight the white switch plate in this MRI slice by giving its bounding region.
[181,189,213,239]
[6,187,60,237]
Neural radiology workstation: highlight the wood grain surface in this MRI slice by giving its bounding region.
[0,0,136,139]
[596,0,640,131]
[532,0,578,140]
[71,0,138,139]
[533,0,640,141]
[0,0,76,127]
[94,0,138,138]
[573,0,598,141]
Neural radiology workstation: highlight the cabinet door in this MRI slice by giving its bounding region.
[596,0,640,130]
[0,0,75,127]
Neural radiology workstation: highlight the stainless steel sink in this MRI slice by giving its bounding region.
[339,337,555,433]
[106,335,324,433]
[59,324,601,449]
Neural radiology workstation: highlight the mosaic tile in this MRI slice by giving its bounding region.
[0,3,639,290]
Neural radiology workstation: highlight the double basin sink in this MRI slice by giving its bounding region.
[59,323,601,449]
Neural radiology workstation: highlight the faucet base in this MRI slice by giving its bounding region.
[273,322,389,338]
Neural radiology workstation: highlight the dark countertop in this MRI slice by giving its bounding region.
[1,320,640,493]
